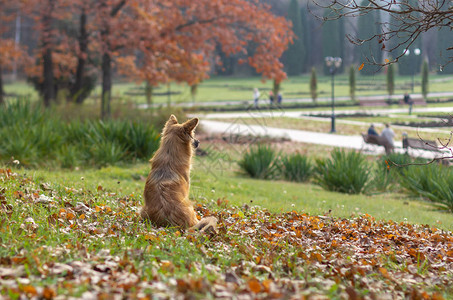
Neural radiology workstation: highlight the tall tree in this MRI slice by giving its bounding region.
[69,1,98,104]
[118,0,293,100]
[393,0,422,75]
[322,8,344,75]
[0,1,26,104]
[349,65,356,103]
[284,0,305,76]
[437,27,453,74]
[310,67,317,103]
[0,41,26,104]
[421,60,429,99]
[22,0,74,106]
[300,4,311,73]
[96,0,127,119]
[319,0,453,67]
[436,1,453,74]
[355,0,382,75]
[387,63,395,101]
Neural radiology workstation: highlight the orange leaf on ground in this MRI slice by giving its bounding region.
[21,285,37,296]
[42,286,56,299]
[248,279,261,293]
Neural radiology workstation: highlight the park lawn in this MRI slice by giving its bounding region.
[3,81,38,98]
[90,74,453,104]
[2,156,453,298]
[12,154,453,231]
[5,74,453,105]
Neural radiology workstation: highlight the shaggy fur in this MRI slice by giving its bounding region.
[141,115,217,231]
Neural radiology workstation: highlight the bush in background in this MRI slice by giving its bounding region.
[314,148,371,194]
[238,145,280,179]
[281,153,313,182]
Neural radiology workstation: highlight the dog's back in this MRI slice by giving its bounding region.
[141,115,200,227]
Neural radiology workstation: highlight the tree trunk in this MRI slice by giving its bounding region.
[101,52,111,119]
[43,47,54,107]
[72,9,88,104]
[272,80,280,102]
[190,84,197,103]
[145,82,153,107]
[0,64,4,105]
[99,0,126,118]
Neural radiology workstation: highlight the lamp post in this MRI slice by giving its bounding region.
[404,48,421,92]
[324,56,342,133]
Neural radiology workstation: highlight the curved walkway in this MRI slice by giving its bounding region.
[199,106,453,160]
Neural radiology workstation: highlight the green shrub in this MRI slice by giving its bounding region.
[281,153,313,182]
[90,141,126,167]
[56,145,84,169]
[238,145,279,179]
[125,122,160,160]
[314,148,371,194]
[399,163,453,211]
[0,99,47,128]
[0,100,161,168]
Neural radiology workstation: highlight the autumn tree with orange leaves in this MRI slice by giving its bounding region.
[114,0,293,115]
[20,0,78,106]
[22,0,101,106]
[4,0,292,117]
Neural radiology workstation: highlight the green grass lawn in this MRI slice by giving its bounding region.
[17,153,453,231]
[5,73,453,105]
[2,149,453,298]
[2,74,453,298]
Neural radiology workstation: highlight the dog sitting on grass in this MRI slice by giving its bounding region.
[140,115,217,232]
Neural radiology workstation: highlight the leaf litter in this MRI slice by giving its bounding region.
[0,169,452,299]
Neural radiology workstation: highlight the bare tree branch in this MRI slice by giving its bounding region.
[313,0,453,67]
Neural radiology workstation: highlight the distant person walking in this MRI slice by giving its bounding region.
[269,91,274,105]
[253,88,260,108]
[381,123,395,154]
[403,93,413,115]
[368,124,378,136]
[277,92,282,105]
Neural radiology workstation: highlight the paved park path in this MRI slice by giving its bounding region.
[198,106,453,160]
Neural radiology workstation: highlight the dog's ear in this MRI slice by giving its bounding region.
[183,118,199,132]
[166,114,178,126]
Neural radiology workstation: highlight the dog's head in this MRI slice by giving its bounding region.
[163,115,200,149]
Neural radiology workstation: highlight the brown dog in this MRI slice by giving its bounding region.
[141,115,217,232]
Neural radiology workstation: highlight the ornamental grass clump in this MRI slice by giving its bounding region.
[314,148,371,194]
[373,153,413,191]
[0,100,161,168]
[280,153,313,182]
[399,163,453,211]
[238,144,280,179]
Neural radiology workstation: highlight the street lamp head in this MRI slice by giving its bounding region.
[404,49,410,56]
[414,48,421,56]
[325,56,334,67]
[334,57,342,68]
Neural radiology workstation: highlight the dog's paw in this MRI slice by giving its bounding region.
[193,216,218,234]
